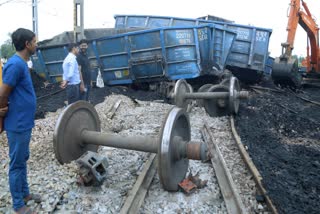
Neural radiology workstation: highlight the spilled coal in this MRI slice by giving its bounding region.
[235,79,320,214]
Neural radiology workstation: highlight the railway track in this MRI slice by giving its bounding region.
[116,105,278,214]
[2,84,319,213]
[36,88,64,100]
[113,95,277,213]
[250,85,320,125]
[0,93,277,213]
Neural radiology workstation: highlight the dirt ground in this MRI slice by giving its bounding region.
[32,73,320,214]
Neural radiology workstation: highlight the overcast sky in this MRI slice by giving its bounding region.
[0,0,319,57]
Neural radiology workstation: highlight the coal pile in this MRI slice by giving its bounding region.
[31,72,165,119]
[235,79,320,214]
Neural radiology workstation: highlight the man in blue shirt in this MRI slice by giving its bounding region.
[60,43,84,105]
[0,28,41,214]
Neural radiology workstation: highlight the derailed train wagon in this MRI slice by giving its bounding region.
[32,42,99,83]
[91,24,236,85]
[114,14,272,83]
[31,28,145,83]
[32,24,236,86]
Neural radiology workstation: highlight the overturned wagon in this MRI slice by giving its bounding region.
[114,14,273,83]
[31,28,143,83]
[32,24,236,88]
[92,24,236,86]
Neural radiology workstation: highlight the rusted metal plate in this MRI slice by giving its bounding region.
[53,101,101,164]
[178,178,197,194]
[158,107,190,191]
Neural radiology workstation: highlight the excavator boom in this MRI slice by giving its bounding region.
[272,0,320,88]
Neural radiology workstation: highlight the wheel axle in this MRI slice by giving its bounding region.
[172,77,249,117]
[53,101,208,191]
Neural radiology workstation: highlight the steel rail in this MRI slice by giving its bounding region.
[120,154,157,214]
[292,93,320,107]
[36,88,64,100]
[249,85,285,93]
[230,115,278,214]
[202,123,247,214]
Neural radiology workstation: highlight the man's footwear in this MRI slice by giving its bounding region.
[15,206,33,214]
[23,194,41,204]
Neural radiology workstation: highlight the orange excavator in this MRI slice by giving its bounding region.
[272,0,320,88]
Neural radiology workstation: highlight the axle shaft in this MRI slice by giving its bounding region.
[81,130,158,153]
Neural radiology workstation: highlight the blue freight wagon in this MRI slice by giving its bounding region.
[32,25,236,86]
[91,24,236,85]
[32,43,100,83]
[197,14,234,23]
[264,56,274,76]
[31,28,144,83]
[32,44,69,83]
[114,14,272,83]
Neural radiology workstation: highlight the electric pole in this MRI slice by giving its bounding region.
[32,0,39,38]
[74,0,84,42]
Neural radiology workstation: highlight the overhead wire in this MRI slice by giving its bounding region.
[0,0,43,6]
[0,0,17,6]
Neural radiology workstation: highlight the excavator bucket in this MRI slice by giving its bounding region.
[272,57,302,88]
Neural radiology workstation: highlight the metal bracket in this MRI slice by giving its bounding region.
[76,151,108,186]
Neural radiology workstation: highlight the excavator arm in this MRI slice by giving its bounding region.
[272,0,320,87]
[281,0,300,57]
[299,1,319,72]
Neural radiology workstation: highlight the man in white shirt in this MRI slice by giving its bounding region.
[27,60,33,72]
[60,43,84,105]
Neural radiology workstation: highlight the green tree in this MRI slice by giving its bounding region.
[292,54,298,60]
[298,55,305,64]
[0,38,15,59]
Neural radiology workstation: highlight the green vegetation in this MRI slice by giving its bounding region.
[0,38,15,59]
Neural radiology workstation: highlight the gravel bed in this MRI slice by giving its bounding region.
[0,94,262,213]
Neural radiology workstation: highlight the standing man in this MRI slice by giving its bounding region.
[77,39,92,102]
[0,28,41,214]
[60,43,84,105]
